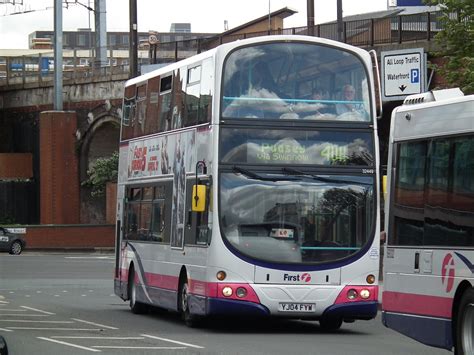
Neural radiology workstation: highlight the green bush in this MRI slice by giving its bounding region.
[82,151,119,197]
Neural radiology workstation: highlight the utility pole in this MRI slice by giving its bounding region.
[307,0,314,36]
[337,0,343,42]
[268,0,271,34]
[129,0,138,78]
[94,0,107,67]
[54,0,63,110]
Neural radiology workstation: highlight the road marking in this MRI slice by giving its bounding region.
[0,320,74,323]
[65,256,113,260]
[0,309,26,312]
[38,337,101,352]
[0,314,49,317]
[7,327,102,331]
[21,306,55,315]
[0,328,13,332]
[52,336,144,340]
[93,346,187,350]
[141,334,204,349]
[71,318,118,330]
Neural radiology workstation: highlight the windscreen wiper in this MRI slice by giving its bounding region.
[282,167,371,185]
[233,166,300,182]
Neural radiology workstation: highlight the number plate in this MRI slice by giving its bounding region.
[278,303,315,313]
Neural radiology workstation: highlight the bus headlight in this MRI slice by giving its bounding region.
[236,287,247,298]
[360,289,371,299]
[222,286,233,297]
[347,289,358,300]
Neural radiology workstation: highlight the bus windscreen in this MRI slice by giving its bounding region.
[221,41,371,122]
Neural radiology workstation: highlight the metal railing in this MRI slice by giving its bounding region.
[0,11,447,89]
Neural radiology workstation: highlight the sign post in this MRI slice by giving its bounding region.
[381,48,425,101]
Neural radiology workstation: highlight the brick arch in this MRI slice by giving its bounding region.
[78,112,120,224]
[79,113,120,182]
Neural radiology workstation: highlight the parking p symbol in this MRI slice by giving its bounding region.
[411,69,420,83]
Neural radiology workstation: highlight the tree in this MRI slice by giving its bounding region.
[82,151,119,197]
[425,0,474,94]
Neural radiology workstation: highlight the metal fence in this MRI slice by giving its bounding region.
[0,11,448,89]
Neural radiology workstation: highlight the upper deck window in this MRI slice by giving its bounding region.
[221,42,371,122]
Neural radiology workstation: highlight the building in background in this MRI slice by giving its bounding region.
[28,26,213,51]
[170,23,191,33]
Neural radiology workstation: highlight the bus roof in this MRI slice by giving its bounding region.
[124,35,371,88]
[390,89,474,142]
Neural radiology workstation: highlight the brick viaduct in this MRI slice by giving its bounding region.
[0,76,127,249]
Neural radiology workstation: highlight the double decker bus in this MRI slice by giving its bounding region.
[114,35,382,329]
[382,89,474,353]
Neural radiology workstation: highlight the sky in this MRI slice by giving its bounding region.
[0,0,389,49]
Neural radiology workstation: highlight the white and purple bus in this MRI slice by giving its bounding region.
[382,89,474,353]
[114,35,382,329]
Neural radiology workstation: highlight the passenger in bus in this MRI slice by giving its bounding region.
[250,61,279,94]
[289,87,336,120]
[335,84,367,120]
[310,87,336,115]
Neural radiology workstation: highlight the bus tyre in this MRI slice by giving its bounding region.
[455,288,474,355]
[129,267,147,314]
[319,316,343,331]
[179,279,200,328]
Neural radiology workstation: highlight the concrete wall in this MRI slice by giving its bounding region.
[0,79,125,110]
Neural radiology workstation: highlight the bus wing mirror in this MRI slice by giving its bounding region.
[192,184,207,212]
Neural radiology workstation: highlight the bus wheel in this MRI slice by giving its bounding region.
[128,266,146,314]
[319,316,343,331]
[179,279,200,327]
[455,288,474,355]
